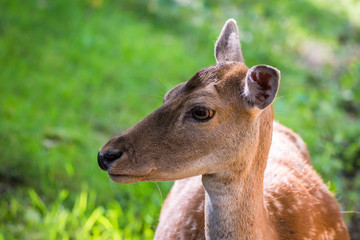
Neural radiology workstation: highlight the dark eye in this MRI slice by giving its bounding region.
[191,107,215,121]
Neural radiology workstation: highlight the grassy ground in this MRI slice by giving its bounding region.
[0,0,359,239]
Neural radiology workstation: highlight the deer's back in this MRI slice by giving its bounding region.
[154,122,349,240]
[264,122,348,239]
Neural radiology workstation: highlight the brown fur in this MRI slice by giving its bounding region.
[99,63,349,239]
[155,120,349,239]
[98,19,349,239]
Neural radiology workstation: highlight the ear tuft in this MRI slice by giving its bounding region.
[215,19,244,64]
[243,65,280,110]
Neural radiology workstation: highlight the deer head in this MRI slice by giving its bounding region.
[98,19,280,184]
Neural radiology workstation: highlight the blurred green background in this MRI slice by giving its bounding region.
[0,0,359,239]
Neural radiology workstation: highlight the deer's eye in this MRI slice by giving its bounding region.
[191,107,214,121]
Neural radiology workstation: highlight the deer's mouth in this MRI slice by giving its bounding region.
[108,169,157,184]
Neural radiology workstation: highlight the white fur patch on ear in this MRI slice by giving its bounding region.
[243,65,280,110]
[215,19,244,64]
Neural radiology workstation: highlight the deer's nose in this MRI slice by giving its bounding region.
[97,150,123,170]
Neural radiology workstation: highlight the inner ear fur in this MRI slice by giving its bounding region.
[243,65,280,110]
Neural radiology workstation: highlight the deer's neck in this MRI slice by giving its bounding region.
[202,168,276,240]
[202,112,277,240]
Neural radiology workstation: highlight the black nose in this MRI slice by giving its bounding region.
[97,150,123,170]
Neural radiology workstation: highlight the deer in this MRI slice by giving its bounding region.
[97,19,350,240]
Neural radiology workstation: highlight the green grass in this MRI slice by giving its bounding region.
[1,188,163,239]
[0,0,359,239]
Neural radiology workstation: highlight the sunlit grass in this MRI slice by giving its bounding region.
[1,189,155,239]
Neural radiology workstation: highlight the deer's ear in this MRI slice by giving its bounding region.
[215,19,244,64]
[243,65,280,110]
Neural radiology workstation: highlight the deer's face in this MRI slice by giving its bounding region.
[98,63,279,183]
[98,19,280,183]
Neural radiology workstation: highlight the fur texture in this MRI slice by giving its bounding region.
[98,19,349,240]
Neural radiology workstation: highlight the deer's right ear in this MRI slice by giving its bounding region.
[215,19,244,64]
[243,65,280,111]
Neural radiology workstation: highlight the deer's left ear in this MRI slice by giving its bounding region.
[243,65,280,110]
[215,19,244,63]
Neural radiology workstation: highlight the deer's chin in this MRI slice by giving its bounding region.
[108,173,144,184]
